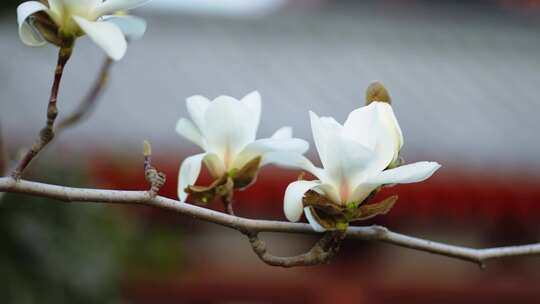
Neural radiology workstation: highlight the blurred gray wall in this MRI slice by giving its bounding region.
[1,1,540,170]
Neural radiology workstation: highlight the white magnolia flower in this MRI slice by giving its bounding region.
[17,0,150,60]
[283,102,441,231]
[176,91,309,203]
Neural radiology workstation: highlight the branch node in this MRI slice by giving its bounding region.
[143,141,166,198]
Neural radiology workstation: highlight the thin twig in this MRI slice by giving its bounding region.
[143,141,166,198]
[11,46,73,178]
[1,177,539,267]
[55,57,113,134]
[222,195,235,216]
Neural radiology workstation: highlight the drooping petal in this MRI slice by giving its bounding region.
[17,1,48,46]
[367,161,441,185]
[73,16,127,60]
[178,153,206,202]
[91,0,150,18]
[304,207,326,232]
[186,95,211,132]
[233,137,309,169]
[261,152,326,181]
[175,118,205,149]
[271,126,292,139]
[102,15,146,40]
[283,180,320,222]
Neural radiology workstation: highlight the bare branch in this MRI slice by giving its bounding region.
[143,140,166,197]
[56,57,113,134]
[11,46,73,178]
[1,177,540,267]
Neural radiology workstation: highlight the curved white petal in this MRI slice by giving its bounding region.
[186,95,211,133]
[349,183,378,204]
[283,180,320,222]
[176,118,205,149]
[47,0,63,17]
[367,161,441,185]
[364,103,398,175]
[271,126,292,139]
[203,95,254,165]
[177,153,206,203]
[203,153,225,178]
[17,1,48,47]
[73,17,127,60]
[241,91,261,140]
[261,152,326,180]
[343,102,379,150]
[92,0,150,18]
[378,102,403,151]
[319,127,375,200]
[102,15,146,40]
[304,207,326,232]
[234,137,309,169]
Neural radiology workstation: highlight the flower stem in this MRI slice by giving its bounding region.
[222,196,235,216]
[56,57,113,134]
[11,46,73,178]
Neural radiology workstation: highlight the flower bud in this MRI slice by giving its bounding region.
[366,81,391,105]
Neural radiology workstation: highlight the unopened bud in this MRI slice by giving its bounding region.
[366,81,391,105]
[143,140,152,157]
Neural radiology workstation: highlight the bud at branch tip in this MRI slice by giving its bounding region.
[143,140,152,157]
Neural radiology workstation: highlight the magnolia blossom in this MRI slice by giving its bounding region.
[17,0,150,60]
[283,102,441,231]
[176,91,309,203]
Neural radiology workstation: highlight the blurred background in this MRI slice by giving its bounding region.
[2,0,540,303]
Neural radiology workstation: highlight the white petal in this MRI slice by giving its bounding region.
[367,161,441,185]
[73,17,127,60]
[304,207,326,232]
[203,95,255,164]
[261,152,326,180]
[186,95,211,132]
[203,153,226,178]
[176,118,205,149]
[241,91,261,139]
[234,137,309,169]
[47,0,63,16]
[102,15,146,40]
[271,126,292,139]
[343,102,379,150]
[17,1,48,47]
[378,102,403,151]
[92,0,150,18]
[283,180,320,222]
[177,153,206,203]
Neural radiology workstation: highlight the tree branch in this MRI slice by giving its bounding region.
[11,46,73,178]
[55,57,113,134]
[1,177,539,268]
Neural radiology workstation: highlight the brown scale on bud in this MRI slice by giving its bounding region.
[185,156,262,206]
[303,189,398,230]
[366,81,391,105]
